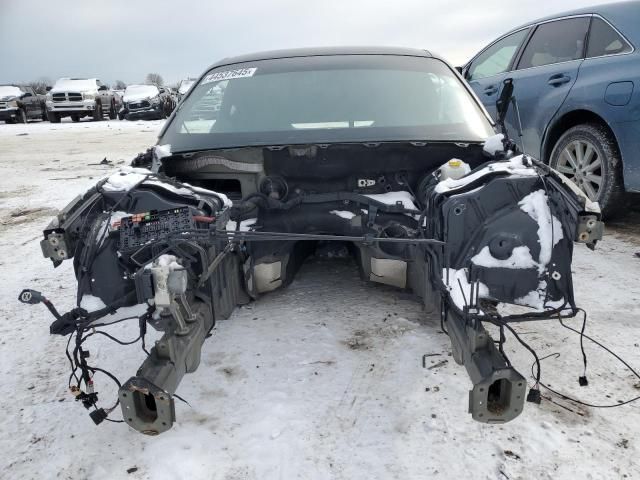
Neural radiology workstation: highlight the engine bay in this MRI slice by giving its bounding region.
[22,140,604,434]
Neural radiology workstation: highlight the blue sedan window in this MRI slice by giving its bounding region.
[517,17,590,69]
[587,17,632,58]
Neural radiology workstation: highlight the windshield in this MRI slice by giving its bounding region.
[0,85,24,98]
[161,55,495,152]
[123,85,159,102]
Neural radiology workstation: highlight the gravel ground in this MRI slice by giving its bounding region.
[0,119,639,480]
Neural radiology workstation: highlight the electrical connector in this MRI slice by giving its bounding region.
[526,388,541,404]
[89,408,108,425]
[18,289,44,305]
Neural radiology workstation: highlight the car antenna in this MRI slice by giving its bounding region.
[495,78,525,155]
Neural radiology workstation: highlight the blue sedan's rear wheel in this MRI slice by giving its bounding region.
[550,123,624,218]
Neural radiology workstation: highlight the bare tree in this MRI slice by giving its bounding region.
[113,80,127,90]
[28,76,52,94]
[145,73,164,87]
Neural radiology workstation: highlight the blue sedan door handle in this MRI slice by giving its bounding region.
[484,85,498,95]
[548,74,571,87]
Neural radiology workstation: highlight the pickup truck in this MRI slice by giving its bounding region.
[0,85,47,123]
[45,78,118,122]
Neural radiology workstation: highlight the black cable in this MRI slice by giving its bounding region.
[83,329,142,346]
[576,311,588,377]
[530,309,640,408]
[502,322,541,387]
[498,325,511,367]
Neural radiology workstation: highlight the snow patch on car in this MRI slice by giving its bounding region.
[518,190,563,272]
[514,280,548,310]
[152,144,171,172]
[364,191,418,210]
[79,295,149,322]
[50,78,98,93]
[330,210,357,220]
[123,85,160,103]
[100,167,232,207]
[482,133,505,155]
[442,268,489,311]
[0,86,23,99]
[95,210,129,247]
[471,245,538,270]
[226,218,257,231]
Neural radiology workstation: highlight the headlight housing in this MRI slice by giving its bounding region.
[8,100,18,108]
[150,96,161,105]
[83,92,95,100]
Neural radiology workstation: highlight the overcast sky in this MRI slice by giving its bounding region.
[0,0,624,86]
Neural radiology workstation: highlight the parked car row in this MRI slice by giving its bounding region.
[0,77,184,124]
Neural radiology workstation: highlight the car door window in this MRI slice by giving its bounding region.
[517,17,590,69]
[587,17,632,57]
[466,29,529,81]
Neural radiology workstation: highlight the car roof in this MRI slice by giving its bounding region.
[505,1,640,47]
[209,46,433,69]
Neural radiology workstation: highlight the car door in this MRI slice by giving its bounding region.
[463,28,530,118]
[505,16,591,158]
[96,80,109,106]
[21,87,38,116]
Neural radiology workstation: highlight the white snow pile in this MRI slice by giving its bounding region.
[123,84,160,103]
[442,268,489,310]
[482,133,505,155]
[435,155,538,194]
[471,245,538,270]
[100,167,232,207]
[329,210,356,220]
[364,191,418,210]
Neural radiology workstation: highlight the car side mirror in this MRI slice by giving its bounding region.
[22,92,33,98]
[46,86,52,92]
[98,85,107,91]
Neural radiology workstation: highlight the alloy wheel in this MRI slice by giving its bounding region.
[555,140,603,200]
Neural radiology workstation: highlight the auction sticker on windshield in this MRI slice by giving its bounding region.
[201,67,257,85]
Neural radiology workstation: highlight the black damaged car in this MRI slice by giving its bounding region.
[25,47,603,434]
[119,84,175,120]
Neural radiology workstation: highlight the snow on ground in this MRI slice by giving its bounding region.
[1,120,640,480]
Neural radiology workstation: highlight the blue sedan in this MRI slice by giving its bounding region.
[462,1,640,216]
